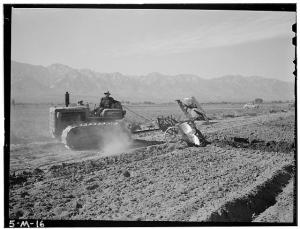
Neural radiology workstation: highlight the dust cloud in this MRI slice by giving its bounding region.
[98,127,132,157]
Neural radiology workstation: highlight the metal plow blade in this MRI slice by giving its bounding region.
[178,122,201,146]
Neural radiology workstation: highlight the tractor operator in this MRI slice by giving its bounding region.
[94,91,123,116]
[100,91,114,109]
[94,91,115,115]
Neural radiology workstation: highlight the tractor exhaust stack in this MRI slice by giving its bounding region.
[65,92,70,107]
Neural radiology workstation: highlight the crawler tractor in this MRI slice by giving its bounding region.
[49,92,131,149]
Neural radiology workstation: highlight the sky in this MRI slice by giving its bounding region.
[11,8,296,82]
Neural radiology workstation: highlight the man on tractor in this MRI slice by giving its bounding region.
[94,91,123,116]
[100,91,114,109]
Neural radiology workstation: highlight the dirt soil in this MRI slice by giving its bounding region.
[9,111,295,222]
[253,179,294,223]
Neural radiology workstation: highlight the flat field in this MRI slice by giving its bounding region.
[8,102,295,223]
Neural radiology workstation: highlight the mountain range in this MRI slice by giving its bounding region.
[10,61,294,103]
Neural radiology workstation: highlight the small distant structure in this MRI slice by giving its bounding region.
[243,103,259,109]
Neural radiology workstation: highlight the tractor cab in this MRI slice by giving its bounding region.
[91,99,126,120]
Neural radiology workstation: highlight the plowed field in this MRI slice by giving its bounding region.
[9,106,295,223]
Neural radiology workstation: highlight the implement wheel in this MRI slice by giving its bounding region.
[164,126,181,144]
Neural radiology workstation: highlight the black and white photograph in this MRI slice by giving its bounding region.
[4,4,296,227]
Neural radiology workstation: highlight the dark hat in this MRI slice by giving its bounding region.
[104,91,111,95]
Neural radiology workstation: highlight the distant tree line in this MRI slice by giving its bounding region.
[143,101,155,104]
[121,101,156,105]
[121,100,131,104]
[254,98,263,104]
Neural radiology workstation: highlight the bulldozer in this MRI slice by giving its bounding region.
[49,92,209,150]
[49,92,131,149]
